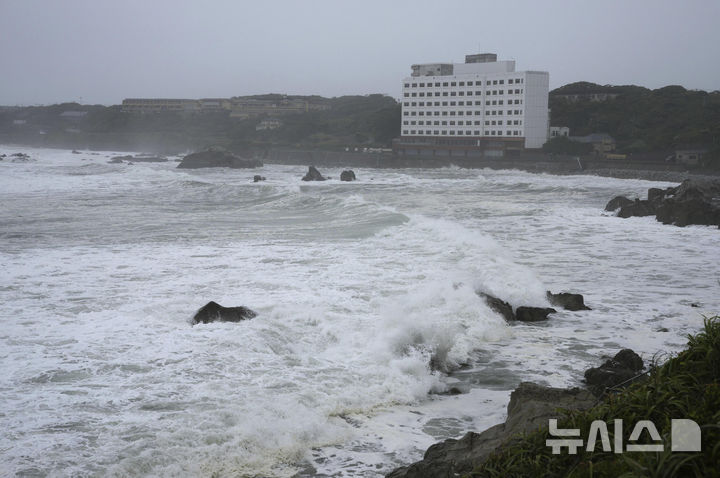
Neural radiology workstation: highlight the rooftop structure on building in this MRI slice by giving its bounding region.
[394,52,550,158]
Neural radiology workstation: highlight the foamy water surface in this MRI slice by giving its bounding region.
[1,147,718,477]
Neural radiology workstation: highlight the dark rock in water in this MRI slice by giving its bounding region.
[546,291,591,311]
[656,196,720,227]
[253,175,266,182]
[479,293,515,321]
[605,195,633,211]
[618,198,656,218]
[109,155,133,164]
[386,382,595,478]
[192,301,257,325]
[71,149,82,154]
[515,306,556,322]
[9,152,32,162]
[177,150,263,169]
[301,165,326,181]
[340,170,356,181]
[584,348,644,396]
[610,180,720,228]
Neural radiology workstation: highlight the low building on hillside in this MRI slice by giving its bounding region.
[568,133,616,155]
[675,146,708,166]
[549,126,569,138]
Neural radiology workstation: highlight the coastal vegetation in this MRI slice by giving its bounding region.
[468,316,720,478]
[2,83,719,166]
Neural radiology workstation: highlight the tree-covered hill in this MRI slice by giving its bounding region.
[550,82,720,154]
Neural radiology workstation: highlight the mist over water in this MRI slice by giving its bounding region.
[2,147,719,477]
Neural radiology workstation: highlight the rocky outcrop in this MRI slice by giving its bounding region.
[386,382,596,478]
[546,291,591,311]
[177,151,263,169]
[340,170,356,181]
[515,306,556,322]
[584,348,644,396]
[6,152,33,162]
[191,301,257,325]
[618,198,656,218]
[611,180,720,228]
[479,293,515,322]
[604,195,634,211]
[253,175,266,182]
[301,166,326,181]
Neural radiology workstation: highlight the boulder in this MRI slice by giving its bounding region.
[9,152,32,162]
[191,301,257,325]
[340,170,356,181]
[386,382,595,478]
[584,348,644,396]
[301,165,326,181]
[617,198,656,218]
[177,151,263,169]
[515,306,556,322]
[604,195,633,211]
[655,196,720,227]
[479,293,515,322]
[253,175,266,182]
[108,156,131,164]
[72,149,82,154]
[546,291,591,311]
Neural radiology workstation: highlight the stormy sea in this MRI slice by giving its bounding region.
[2,146,719,477]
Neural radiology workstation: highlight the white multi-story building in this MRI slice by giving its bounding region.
[394,53,549,158]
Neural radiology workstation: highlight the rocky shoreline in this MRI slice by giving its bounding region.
[387,349,646,478]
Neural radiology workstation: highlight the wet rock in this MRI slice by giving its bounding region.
[605,195,633,211]
[109,155,133,163]
[72,149,82,154]
[177,150,262,169]
[191,301,257,325]
[9,152,32,162]
[301,165,326,181]
[386,382,595,478]
[655,197,720,227]
[479,293,515,322]
[618,198,656,218]
[253,175,266,182]
[584,348,644,396]
[515,306,556,322]
[546,291,591,311]
[340,170,356,181]
[610,180,720,227]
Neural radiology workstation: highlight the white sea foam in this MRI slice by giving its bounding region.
[1,146,718,477]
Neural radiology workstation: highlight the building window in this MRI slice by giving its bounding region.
[442,121,447,125]
[499,80,504,84]
[484,130,489,135]
[467,91,473,96]
[426,130,431,135]
[411,93,417,97]
[403,130,408,134]
[403,111,409,116]
[474,130,480,135]
[492,90,497,95]
[434,101,440,106]
[475,101,482,106]
[475,110,481,115]
[451,82,457,86]
[404,93,409,97]
[443,82,449,87]
[403,102,409,106]
[499,90,504,95]
[442,111,448,116]
[418,112,424,116]
[411,130,416,134]
[404,83,410,88]
[411,102,417,106]
[485,100,490,105]
[435,82,440,87]
[458,91,464,96]
[434,130,439,135]
[499,100,503,105]
[474,120,481,125]
[458,111,464,115]
[419,83,425,87]
[450,92,456,96]
[485,120,489,125]
[434,120,439,125]
[450,111,456,116]
[449,121,455,125]
[419,92,425,97]
[458,101,464,106]
[403,121,408,125]
[449,131,455,135]
[434,92,440,96]
[410,121,416,125]
[442,101,448,106]
[443,92,448,96]
[459,81,465,86]
[475,91,482,95]
[492,100,497,105]
[508,79,513,84]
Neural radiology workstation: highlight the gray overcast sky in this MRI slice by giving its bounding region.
[1,0,718,106]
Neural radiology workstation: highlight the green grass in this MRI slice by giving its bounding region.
[469,316,720,478]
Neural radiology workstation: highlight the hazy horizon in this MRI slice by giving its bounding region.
[1,0,719,106]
